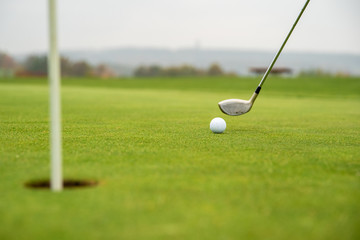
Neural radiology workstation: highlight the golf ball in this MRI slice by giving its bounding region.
[210,117,226,133]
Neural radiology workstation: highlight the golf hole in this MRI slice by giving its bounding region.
[25,179,98,189]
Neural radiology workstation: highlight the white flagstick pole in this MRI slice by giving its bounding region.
[48,0,63,191]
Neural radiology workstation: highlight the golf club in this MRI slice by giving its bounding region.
[219,0,310,116]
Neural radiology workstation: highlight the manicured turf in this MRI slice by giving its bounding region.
[1,76,359,240]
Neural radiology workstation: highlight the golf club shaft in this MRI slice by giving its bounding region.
[255,0,310,94]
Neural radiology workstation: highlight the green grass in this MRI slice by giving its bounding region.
[1,76,359,240]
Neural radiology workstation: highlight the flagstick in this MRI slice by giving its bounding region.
[48,0,63,191]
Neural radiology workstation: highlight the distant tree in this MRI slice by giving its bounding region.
[134,63,231,77]
[60,57,73,76]
[0,52,17,69]
[178,65,198,76]
[162,65,199,77]
[94,64,116,78]
[71,61,92,77]
[148,65,163,77]
[207,63,223,76]
[23,55,48,75]
[134,65,149,77]
[5,53,118,78]
[0,52,17,77]
[163,66,180,77]
[298,68,331,77]
[134,65,162,77]
[62,58,115,78]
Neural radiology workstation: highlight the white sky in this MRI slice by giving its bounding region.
[0,0,359,55]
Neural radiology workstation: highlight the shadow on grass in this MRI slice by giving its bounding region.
[24,179,98,190]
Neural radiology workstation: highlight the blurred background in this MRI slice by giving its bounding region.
[0,0,359,78]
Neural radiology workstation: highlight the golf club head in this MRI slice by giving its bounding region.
[218,99,253,116]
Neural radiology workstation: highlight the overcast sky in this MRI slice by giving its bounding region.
[0,0,359,55]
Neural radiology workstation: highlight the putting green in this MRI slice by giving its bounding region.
[0,76,359,240]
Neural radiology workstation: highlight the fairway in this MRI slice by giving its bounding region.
[1,76,359,239]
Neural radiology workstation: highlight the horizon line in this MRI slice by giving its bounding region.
[4,46,360,57]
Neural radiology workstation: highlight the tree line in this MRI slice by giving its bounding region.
[0,52,115,78]
[134,63,235,77]
[1,51,235,78]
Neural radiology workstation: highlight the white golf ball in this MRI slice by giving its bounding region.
[210,117,226,133]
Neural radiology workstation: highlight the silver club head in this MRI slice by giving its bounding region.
[218,92,258,116]
[218,99,253,116]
